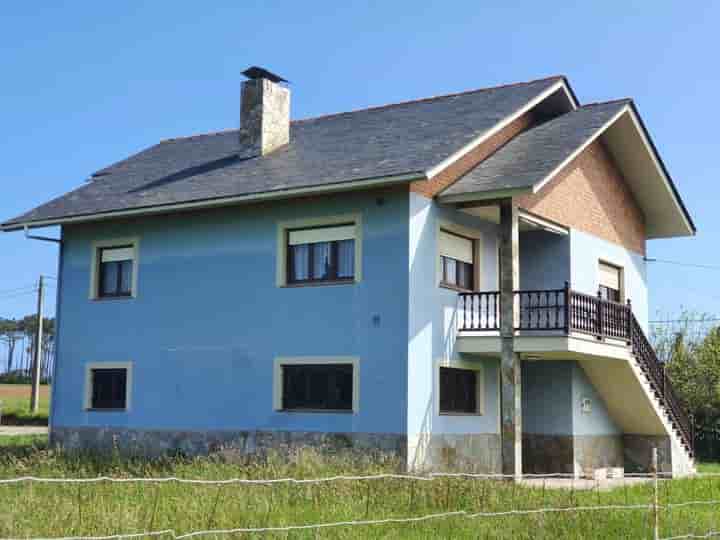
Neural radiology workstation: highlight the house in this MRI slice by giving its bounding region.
[1,68,697,478]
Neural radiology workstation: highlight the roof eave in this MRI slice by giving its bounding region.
[1,171,426,232]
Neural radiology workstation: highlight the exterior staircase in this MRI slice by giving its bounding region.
[457,284,695,470]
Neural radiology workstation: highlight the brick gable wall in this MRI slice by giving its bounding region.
[410,111,536,198]
[515,140,646,255]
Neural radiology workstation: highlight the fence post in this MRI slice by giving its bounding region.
[652,447,659,540]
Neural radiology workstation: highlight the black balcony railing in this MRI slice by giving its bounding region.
[457,285,694,456]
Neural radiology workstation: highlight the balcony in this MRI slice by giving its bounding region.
[457,284,632,341]
[455,286,694,457]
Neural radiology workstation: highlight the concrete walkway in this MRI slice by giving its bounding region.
[0,426,48,437]
[521,477,651,490]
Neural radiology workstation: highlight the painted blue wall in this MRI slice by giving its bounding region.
[407,196,500,441]
[522,360,619,436]
[570,229,649,331]
[520,231,570,291]
[571,363,619,436]
[52,189,409,435]
[522,361,573,435]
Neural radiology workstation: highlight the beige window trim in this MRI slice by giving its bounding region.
[84,361,133,411]
[436,220,483,291]
[89,237,140,300]
[435,357,485,416]
[276,213,363,287]
[273,356,360,414]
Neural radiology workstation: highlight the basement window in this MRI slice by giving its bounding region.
[84,363,132,411]
[439,366,483,415]
[274,357,359,413]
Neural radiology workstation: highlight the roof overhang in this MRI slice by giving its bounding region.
[439,103,696,239]
[1,171,425,232]
[426,78,578,180]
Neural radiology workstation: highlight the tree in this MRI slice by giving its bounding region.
[0,318,20,373]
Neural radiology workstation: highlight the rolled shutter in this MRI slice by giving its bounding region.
[101,247,134,263]
[288,225,355,245]
[599,262,621,290]
[439,230,474,264]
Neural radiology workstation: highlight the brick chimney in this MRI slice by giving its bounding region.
[239,67,290,156]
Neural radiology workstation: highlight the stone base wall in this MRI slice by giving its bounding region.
[407,433,501,473]
[51,427,406,461]
[523,433,623,477]
[573,435,624,477]
[623,434,672,474]
[523,434,574,474]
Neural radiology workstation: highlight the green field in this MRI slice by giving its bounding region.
[0,384,50,425]
[0,436,718,538]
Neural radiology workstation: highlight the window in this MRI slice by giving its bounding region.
[598,262,622,303]
[84,362,132,411]
[287,224,356,284]
[90,238,139,299]
[439,366,481,414]
[274,357,359,413]
[98,246,134,297]
[439,230,474,290]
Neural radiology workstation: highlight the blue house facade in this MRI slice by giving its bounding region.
[2,70,697,477]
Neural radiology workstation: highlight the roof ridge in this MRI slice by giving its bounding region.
[160,75,566,143]
[579,97,633,109]
[293,75,566,124]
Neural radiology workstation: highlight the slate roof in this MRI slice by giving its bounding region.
[439,100,631,198]
[3,77,565,228]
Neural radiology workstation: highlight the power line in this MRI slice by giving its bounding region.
[645,258,720,271]
[651,318,720,324]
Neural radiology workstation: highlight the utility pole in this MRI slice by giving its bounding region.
[30,275,43,413]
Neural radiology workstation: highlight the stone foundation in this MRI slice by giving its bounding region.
[407,433,501,473]
[523,433,623,477]
[51,427,406,461]
[523,434,574,474]
[573,435,624,477]
[623,434,672,474]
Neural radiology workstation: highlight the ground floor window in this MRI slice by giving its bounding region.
[84,362,132,411]
[439,366,482,414]
[274,357,359,413]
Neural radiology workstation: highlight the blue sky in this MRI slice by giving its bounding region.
[1,1,718,321]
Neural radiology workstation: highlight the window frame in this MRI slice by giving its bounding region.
[89,238,140,300]
[273,357,359,414]
[436,221,483,293]
[436,359,484,416]
[277,214,362,287]
[286,225,356,285]
[84,361,133,411]
[597,260,624,304]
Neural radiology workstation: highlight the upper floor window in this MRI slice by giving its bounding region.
[90,238,139,300]
[99,247,134,297]
[439,230,474,291]
[287,224,356,284]
[598,261,623,303]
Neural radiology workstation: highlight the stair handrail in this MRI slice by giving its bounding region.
[629,313,694,456]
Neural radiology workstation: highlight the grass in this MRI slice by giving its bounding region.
[0,437,718,538]
[0,384,50,425]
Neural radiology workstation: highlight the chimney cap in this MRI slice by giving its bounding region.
[242,66,288,84]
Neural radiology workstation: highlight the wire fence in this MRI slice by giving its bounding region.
[2,453,720,539]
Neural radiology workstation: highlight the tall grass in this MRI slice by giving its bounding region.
[0,437,718,539]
